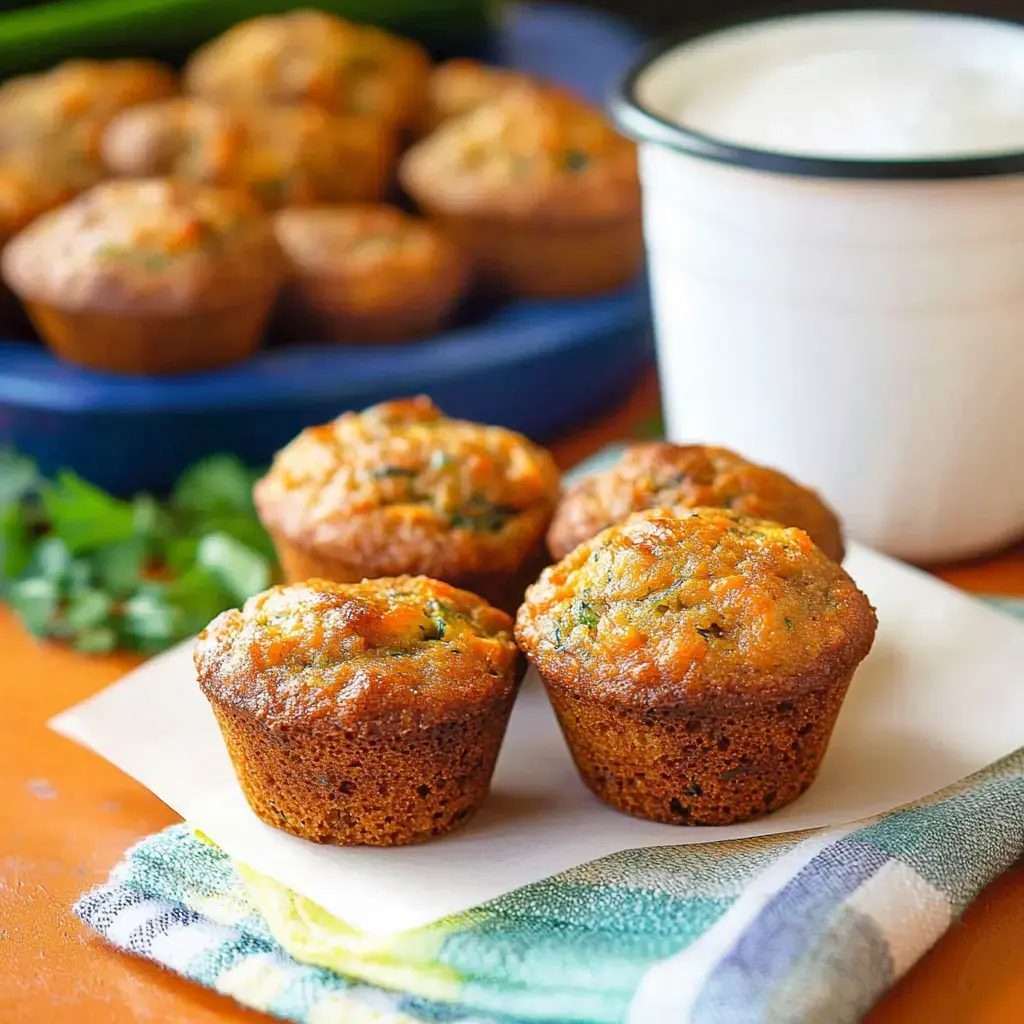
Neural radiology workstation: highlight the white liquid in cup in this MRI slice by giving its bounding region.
[624,11,1024,562]
[678,18,1024,159]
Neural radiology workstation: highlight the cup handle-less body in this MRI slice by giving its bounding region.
[641,147,1024,562]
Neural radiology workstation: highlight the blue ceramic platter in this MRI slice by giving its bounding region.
[0,3,651,494]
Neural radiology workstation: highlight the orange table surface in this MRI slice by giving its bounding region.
[3,371,1024,1024]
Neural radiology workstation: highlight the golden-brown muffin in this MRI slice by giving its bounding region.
[101,99,394,209]
[549,443,845,563]
[254,396,561,613]
[0,159,69,243]
[184,10,430,133]
[273,204,469,342]
[195,575,522,846]
[423,59,537,133]
[399,85,643,298]
[0,59,177,146]
[0,159,73,330]
[516,506,876,826]
[2,178,283,375]
[0,59,177,194]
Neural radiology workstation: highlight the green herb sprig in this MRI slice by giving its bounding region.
[0,451,275,656]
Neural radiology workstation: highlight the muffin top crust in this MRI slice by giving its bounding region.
[424,59,535,131]
[548,443,845,562]
[254,396,560,577]
[101,100,393,209]
[195,575,520,725]
[274,204,464,280]
[399,85,639,222]
[0,59,177,149]
[2,178,281,313]
[517,506,876,706]
[0,161,69,240]
[184,9,429,129]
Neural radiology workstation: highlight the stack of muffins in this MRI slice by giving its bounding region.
[195,399,877,847]
[0,9,644,374]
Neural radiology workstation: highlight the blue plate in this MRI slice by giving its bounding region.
[0,3,651,494]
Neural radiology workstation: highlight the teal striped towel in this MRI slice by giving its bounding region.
[75,596,1024,1024]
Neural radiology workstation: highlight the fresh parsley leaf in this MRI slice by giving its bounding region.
[0,503,31,585]
[196,532,271,605]
[121,585,178,649]
[9,577,59,636]
[172,455,256,516]
[74,626,118,655]
[43,471,135,553]
[92,538,147,598]
[33,537,72,581]
[0,450,40,508]
[2,451,276,655]
[65,587,112,631]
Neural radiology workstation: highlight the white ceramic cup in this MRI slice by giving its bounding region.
[612,11,1024,563]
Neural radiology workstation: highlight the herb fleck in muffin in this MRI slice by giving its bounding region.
[516,507,876,826]
[195,576,522,846]
[399,86,642,298]
[102,100,393,209]
[254,396,561,613]
[184,10,430,133]
[273,204,469,342]
[549,443,845,562]
[2,179,283,375]
[423,59,536,133]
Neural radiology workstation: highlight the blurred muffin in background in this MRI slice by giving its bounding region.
[0,159,73,329]
[548,443,846,562]
[2,178,283,375]
[273,204,469,342]
[400,85,642,298]
[0,60,177,145]
[185,9,430,133]
[423,59,537,133]
[0,59,177,196]
[254,396,561,613]
[0,159,67,242]
[101,99,394,209]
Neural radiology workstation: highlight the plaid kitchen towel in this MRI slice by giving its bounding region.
[75,594,1024,1024]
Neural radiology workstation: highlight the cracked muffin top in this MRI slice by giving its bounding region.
[0,59,176,149]
[548,443,844,562]
[184,9,429,131]
[423,59,536,132]
[101,99,393,208]
[273,203,465,284]
[254,396,561,578]
[517,506,875,707]
[2,178,281,314]
[195,575,520,725]
[399,85,640,222]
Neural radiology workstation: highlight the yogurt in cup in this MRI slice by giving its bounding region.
[612,10,1024,563]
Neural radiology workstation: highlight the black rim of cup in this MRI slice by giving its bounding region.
[609,8,1024,181]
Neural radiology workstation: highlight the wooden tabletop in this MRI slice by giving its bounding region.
[3,371,1023,1023]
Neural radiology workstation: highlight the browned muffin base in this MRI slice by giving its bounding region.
[275,273,465,344]
[25,298,275,375]
[210,694,516,846]
[271,530,550,617]
[543,671,854,826]
[423,212,642,299]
